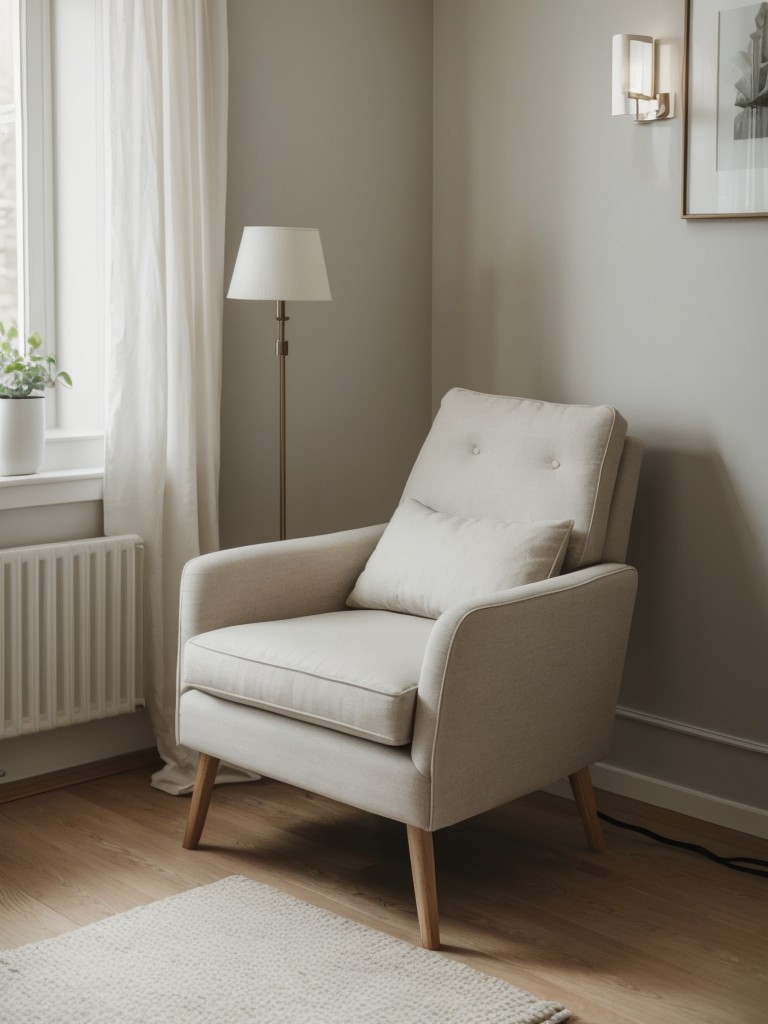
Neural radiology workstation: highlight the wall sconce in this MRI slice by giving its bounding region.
[612,34,674,123]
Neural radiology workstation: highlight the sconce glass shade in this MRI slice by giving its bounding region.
[612,34,654,115]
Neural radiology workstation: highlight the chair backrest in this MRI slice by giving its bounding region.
[402,388,639,571]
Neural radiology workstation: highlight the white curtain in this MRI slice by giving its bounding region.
[103,0,228,793]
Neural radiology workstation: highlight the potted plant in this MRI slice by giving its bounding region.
[0,322,73,476]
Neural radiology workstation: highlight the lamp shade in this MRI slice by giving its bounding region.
[227,226,332,301]
[612,34,654,115]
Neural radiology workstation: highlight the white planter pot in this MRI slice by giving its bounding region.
[0,396,46,476]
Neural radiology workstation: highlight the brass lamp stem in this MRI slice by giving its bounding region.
[275,300,289,540]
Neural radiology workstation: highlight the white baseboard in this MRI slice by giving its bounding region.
[0,711,156,785]
[546,762,768,840]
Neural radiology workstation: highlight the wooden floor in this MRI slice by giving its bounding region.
[1,766,766,1024]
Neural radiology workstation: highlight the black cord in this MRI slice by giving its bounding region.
[597,811,768,879]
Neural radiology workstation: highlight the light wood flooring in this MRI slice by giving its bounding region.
[1,765,766,1024]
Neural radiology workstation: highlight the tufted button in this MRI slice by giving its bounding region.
[551,459,560,469]
[472,445,481,455]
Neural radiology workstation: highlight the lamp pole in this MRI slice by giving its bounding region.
[276,300,288,541]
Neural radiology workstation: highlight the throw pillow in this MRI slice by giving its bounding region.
[346,498,573,619]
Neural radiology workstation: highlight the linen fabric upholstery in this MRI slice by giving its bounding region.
[183,610,433,745]
[176,525,385,740]
[180,689,434,827]
[410,564,639,829]
[347,498,573,619]
[178,563,638,831]
[402,389,627,571]
[178,525,386,649]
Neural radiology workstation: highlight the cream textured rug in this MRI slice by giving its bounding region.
[0,875,570,1023]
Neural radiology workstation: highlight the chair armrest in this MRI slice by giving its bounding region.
[411,564,638,830]
[178,524,385,652]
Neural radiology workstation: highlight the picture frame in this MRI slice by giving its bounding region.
[683,0,768,218]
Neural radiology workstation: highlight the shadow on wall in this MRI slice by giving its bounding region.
[434,246,563,407]
[621,446,768,744]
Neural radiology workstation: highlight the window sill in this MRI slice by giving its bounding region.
[0,467,104,510]
[43,430,104,472]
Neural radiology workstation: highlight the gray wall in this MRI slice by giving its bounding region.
[220,0,434,547]
[433,0,768,824]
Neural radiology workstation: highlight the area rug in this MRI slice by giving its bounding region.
[0,875,570,1023]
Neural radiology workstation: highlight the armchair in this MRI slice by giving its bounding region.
[178,389,641,950]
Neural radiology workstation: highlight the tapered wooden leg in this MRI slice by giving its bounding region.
[183,753,220,850]
[568,766,605,852]
[406,824,440,950]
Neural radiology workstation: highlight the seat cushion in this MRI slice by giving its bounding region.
[402,389,628,571]
[181,610,434,746]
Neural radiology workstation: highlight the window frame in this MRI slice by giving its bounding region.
[18,0,55,399]
[4,0,105,479]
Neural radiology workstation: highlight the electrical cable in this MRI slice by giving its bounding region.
[596,811,768,879]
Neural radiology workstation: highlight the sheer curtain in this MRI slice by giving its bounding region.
[103,0,228,793]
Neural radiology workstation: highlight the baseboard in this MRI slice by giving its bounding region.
[0,747,160,804]
[546,762,768,839]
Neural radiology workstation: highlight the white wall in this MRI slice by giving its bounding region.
[433,0,768,832]
[220,0,434,547]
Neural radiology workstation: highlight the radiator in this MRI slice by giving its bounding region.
[1,535,144,739]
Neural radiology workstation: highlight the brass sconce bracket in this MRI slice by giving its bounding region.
[633,92,674,123]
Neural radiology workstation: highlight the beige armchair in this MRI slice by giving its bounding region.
[178,389,641,950]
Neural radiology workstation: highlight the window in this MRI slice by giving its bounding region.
[0,0,53,356]
[0,0,104,472]
[0,0,22,329]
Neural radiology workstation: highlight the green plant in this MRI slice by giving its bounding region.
[0,322,73,398]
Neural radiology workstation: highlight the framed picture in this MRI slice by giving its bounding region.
[683,0,768,218]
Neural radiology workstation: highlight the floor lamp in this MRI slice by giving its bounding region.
[228,227,332,540]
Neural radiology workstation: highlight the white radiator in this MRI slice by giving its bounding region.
[1,535,144,739]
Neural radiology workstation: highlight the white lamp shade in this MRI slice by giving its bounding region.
[228,226,332,301]
[612,34,654,115]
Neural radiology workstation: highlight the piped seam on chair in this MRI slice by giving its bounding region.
[181,683,415,746]
[577,406,620,569]
[423,608,468,823]
[186,639,421,697]
[435,564,634,620]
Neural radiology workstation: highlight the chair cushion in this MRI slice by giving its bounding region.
[402,389,628,571]
[347,498,573,618]
[182,610,433,746]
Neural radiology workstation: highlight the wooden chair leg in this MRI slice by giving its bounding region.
[183,753,220,850]
[568,766,605,852]
[406,824,440,950]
